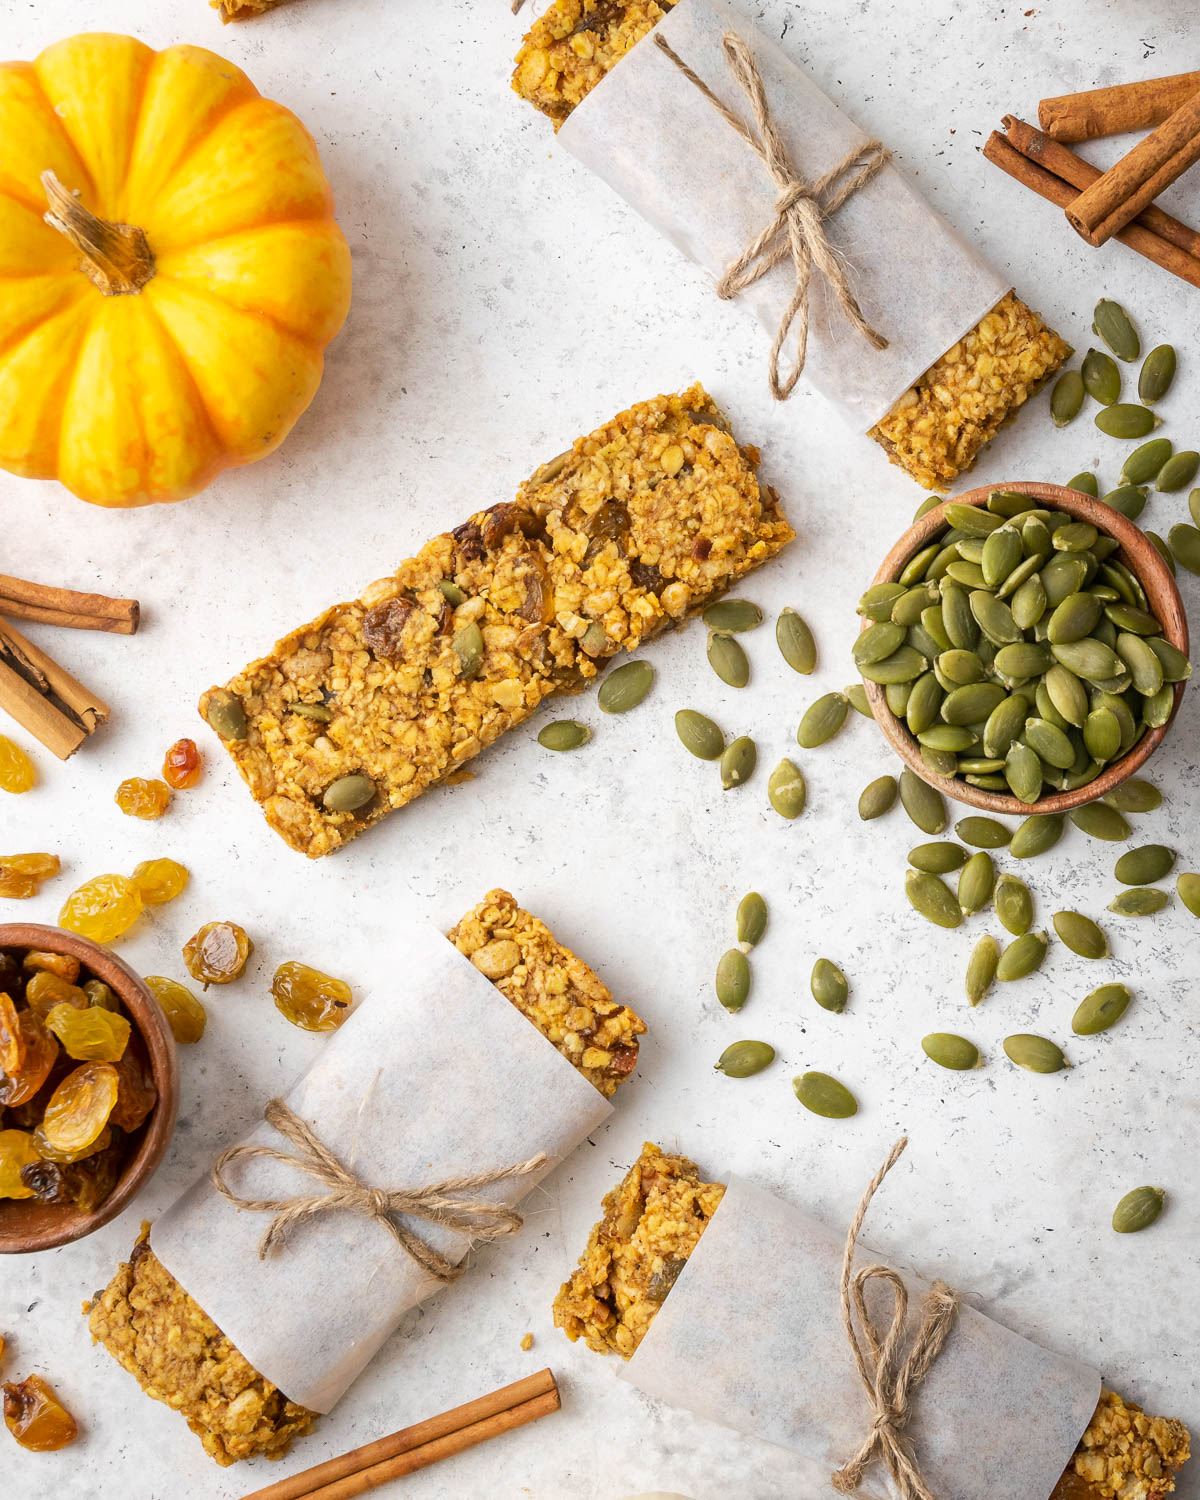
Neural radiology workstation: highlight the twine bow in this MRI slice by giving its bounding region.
[654,30,890,399]
[830,1137,959,1500]
[211,1098,548,1283]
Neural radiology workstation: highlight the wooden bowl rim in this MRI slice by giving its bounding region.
[0,923,179,1254]
[863,481,1190,817]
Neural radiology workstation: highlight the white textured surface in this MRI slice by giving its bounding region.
[0,1,1198,1498]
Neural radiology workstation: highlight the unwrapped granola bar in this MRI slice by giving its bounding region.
[200,385,791,857]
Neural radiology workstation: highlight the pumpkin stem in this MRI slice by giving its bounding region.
[41,170,155,296]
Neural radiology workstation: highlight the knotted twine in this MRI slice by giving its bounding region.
[653,30,890,399]
[211,1098,547,1283]
[830,1137,959,1500]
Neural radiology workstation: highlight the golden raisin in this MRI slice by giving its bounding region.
[182,922,252,987]
[23,950,79,983]
[0,871,36,899]
[271,961,355,1032]
[82,979,117,1010]
[145,975,206,1044]
[0,1012,59,1106]
[0,992,23,1074]
[0,737,35,795]
[59,874,144,944]
[0,1129,39,1199]
[130,858,189,907]
[32,1122,112,1164]
[114,777,171,820]
[23,971,87,1020]
[109,1036,158,1131]
[162,738,202,789]
[44,1004,130,1063]
[3,853,59,882]
[2,1375,78,1451]
[39,1061,119,1154]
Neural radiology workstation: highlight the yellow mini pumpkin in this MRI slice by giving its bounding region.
[0,33,352,506]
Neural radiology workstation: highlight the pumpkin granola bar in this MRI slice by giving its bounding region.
[200,384,792,857]
[211,0,289,19]
[1051,1390,1190,1500]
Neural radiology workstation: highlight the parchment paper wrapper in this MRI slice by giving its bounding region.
[622,1176,1100,1500]
[559,0,1010,429]
[153,919,612,1413]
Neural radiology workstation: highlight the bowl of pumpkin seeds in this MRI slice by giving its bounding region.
[857,481,1190,814]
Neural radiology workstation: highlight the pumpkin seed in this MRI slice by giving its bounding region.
[994,641,1052,679]
[1157,450,1199,492]
[777,608,817,673]
[675,709,724,760]
[1052,910,1109,959]
[922,1033,980,1070]
[1050,637,1123,682]
[1138,344,1175,404]
[322,774,375,812]
[1095,404,1160,439]
[983,694,1031,758]
[537,720,590,751]
[982,526,1024,587]
[598,660,654,713]
[858,774,898,821]
[289,701,333,722]
[1142,684,1175,727]
[1072,982,1131,1035]
[943,503,1005,536]
[1052,521,1099,554]
[922,746,958,777]
[1115,633,1164,696]
[887,681,914,717]
[1047,591,1102,644]
[1105,777,1160,813]
[793,1071,857,1118]
[1112,1186,1165,1234]
[1115,844,1176,885]
[940,585,978,650]
[1100,484,1147,519]
[937,649,985,686]
[702,599,761,632]
[905,869,962,929]
[996,930,1048,981]
[1005,742,1044,804]
[845,683,873,718]
[1041,553,1090,608]
[720,735,756,789]
[891,585,938,627]
[797,692,849,748]
[953,817,1011,849]
[1192,488,1200,528]
[969,590,1022,646]
[997,554,1045,605]
[995,873,1034,936]
[1081,347,1121,405]
[1083,708,1121,763]
[438,579,468,606]
[811,958,849,1013]
[906,673,944,735]
[452,622,484,677]
[858,583,907,621]
[1066,471,1099,496]
[714,1040,775,1077]
[1045,664,1089,727]
[1120,436,1172,486]
[854,621,906,667]
[1106,602,1160,636]
[707,631,750,687]
[715,949,750,1012]
[580,622,610,656]
[731,894,769,954]
[899,769,947,834]
[957,851,995,915]
[1022,717,1074,770]
[918,725,975,753]
[1108,887,1170,916]
[1146,636,1191,682]
[203,689,248,741]
[989,489,1039,517]
[1011,813,1064,859]
[1092,298,1140,362]
[913,494,943,521]
[768,758,807,819]
[1050,369,1084,426]
[1176,872,1200,916]
[965,934,1000,1005]
[1168,522,1200,575]
[860,646,929,684]
[908,841,968,874]
[1004,1033,1068,1073]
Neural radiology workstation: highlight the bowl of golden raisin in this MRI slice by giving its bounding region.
[0,924,178,1253]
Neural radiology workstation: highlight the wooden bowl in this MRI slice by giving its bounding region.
[864,481,1190,816]
[0,924,178,1253]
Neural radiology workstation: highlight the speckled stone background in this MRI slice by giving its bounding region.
[1,1,1198,1497]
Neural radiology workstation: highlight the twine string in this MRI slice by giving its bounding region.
[212,1098,547,1282]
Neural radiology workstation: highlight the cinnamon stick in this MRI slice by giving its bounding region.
[240,1369,559,1500]
[982,131,1200,291]
[1040,72,1200,143]
[0,616,110,758]
[1065,90,1200,247]
[0,574,139,634]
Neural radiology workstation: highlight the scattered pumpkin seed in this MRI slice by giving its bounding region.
[1100,484,1148,520]
[203,689,248,741]
[899,769,947,834]
[776,608,817,673]
[1112,1186,1165,1234]
[908,842,968,874]
[1192,488,1200,528]
[905,869,962,929]
[714,1040,775,1078]
[1138,344,1175,404]
[797,692,849,748]
[1050,369,1084,427]
[845,683,873,718]
[1168,522,1200,575]
[921,1033,980,1070]
[767,758,807,819]
[1070,803,1131,841]
[965,934,1000,1006]
[702,599,762,632]
[1092,298,1140,362]
[707,631,750,688]
[793,1071,857,1118]
[715,949,750,1012]
[1010,813,1064,859]
[811,958,848,1013]
[1072,982,1132,1035]
[598,660,654,714]
[537,720,590,751]
[1108,887,1170,916]
[957,852,995,915]
[1104,777,1160,813]
[858,774,898,821]
[1081,348,1120,405]
[736,893,768,951]
[1177,872,1200,917]
[996,930,1048,981]
[322,774,375,812]
[1114,844,1176,885]
[720,735,756,790]
[954,816,1012,849]
[1052,910,1110,959]
[1096,404,1160,439]
[289,701,333,722]
[1120,436,1172,487]
[994,873,1033,936]
[676,709,724,760]
[1157,450,1200,492]
[1004,1033,1068,1073]
[1066,471,1099,496]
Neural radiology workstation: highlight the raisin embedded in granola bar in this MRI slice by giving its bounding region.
[199,384,792,858]
[1051,1390,1191,1500]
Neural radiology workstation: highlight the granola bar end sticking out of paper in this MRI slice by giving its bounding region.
[1052,1389,1191,1500]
